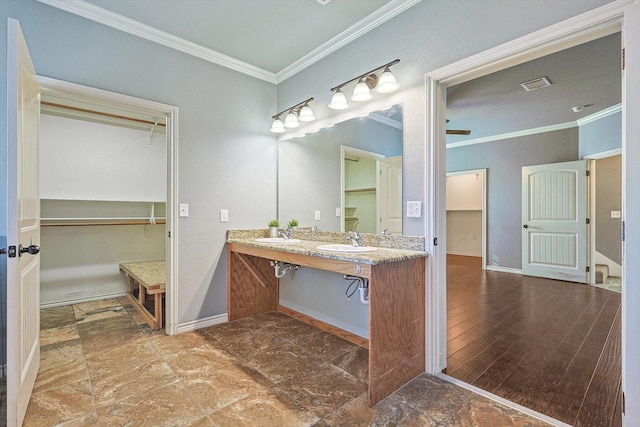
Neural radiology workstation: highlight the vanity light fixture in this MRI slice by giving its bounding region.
[270,97,315,133]
[284,111,300,128]
[329,59,400,109]
[328,89,349,110]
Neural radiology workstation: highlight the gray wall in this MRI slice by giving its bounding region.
[0,0,276,328]
[579,111,621,157]
[596,155,622,264]
[446,128,579,269]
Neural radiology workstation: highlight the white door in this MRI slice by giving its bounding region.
[377,156,402,233]
[521,160,588,283]
[6,18,41,427]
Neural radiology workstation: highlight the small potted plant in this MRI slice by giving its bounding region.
[268,219,280,238]
[287,219,299,229]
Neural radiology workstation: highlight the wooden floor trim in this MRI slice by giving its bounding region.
[277,304,369,349]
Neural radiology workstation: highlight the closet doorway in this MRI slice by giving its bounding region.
[445,170,486,267]
[37,77,178,335]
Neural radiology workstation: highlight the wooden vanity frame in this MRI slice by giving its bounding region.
[227,242,425,406]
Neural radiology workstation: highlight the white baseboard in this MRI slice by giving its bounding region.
[40,291,127,309]
[176,313,228,334]
[446,250,482,257]
[485,265,523,275]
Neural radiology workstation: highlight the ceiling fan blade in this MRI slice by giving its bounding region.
[446,129,471,135]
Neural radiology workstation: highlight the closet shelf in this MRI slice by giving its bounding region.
[345,187,376,193]
[41,218,166,227]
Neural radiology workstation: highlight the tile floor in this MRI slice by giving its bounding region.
[23,297,552,426]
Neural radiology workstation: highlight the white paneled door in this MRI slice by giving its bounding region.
[521,160,589,283]
[7,19,41,427]
[377,156,402,234]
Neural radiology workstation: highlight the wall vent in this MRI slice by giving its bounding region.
[520,76,552,91]
[316,0,333,5]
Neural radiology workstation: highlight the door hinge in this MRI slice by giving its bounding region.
[586,218,590,225]
[586,266,590,273]
[434,237,438,246]
[622,392,625,414]
[622,48,625,71]
[622,221,625,242]
[586,170,591,177]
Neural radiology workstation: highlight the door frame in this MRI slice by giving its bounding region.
[37,76,180,336]
[445,169,486,269]
[425,0,634,419]
[340,145,384,232]
[584,148,622,284]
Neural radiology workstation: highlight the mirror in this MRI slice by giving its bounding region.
[278,104,403,233]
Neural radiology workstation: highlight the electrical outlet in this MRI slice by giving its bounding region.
[315,210,321,221]
[336,207,341,217]
[179,203,189,217]
[611,210,621,219]
[220,209,229,222]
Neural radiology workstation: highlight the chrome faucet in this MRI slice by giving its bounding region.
[381,228,390,235]
[346,231,364,247]
[279,227,292,239]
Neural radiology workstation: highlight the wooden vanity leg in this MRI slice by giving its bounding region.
[227,247,279,321]
[368,257,425,406]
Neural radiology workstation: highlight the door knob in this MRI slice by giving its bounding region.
[19,243,40,257]
[523,224,528,228]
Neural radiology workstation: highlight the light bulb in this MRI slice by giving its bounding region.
[351,79,373,102]
[284,111,300,128]
[298,104,315,122]
[270,118,285,133]
[376,67,399,94]
[328,89,349,110]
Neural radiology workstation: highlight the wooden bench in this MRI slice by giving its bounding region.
[119,260,166,330]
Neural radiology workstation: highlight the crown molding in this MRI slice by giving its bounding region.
[37,0,277,83]
[37,0,422,85]
[368,112,402,129]
[275,0,422,83]
[446,121,577,149]
[576,103,621,126]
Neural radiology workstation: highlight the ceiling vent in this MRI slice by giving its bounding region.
[520,76,552,91]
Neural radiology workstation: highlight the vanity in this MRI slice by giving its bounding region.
[226,229,426,406]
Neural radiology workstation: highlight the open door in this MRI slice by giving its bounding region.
[6,18,41,427]
[377,156,402,234]
[522,160,588,283]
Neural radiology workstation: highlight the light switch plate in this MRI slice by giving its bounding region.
[315,210,321,221]
[611,210,621,219]
[335,207,341,217]
[407,201,421,218]
[179,203,189,217]
[220,209,229,222]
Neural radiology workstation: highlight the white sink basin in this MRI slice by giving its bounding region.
[316,244,378,253]
[255,237,301,244]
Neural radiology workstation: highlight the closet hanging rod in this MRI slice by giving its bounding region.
[41,101,166,127]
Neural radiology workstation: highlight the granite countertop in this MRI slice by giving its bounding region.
[227,234,427,265]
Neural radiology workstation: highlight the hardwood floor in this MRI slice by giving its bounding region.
[446,255,622,426]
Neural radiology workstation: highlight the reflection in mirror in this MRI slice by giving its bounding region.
[278,104,402,233]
